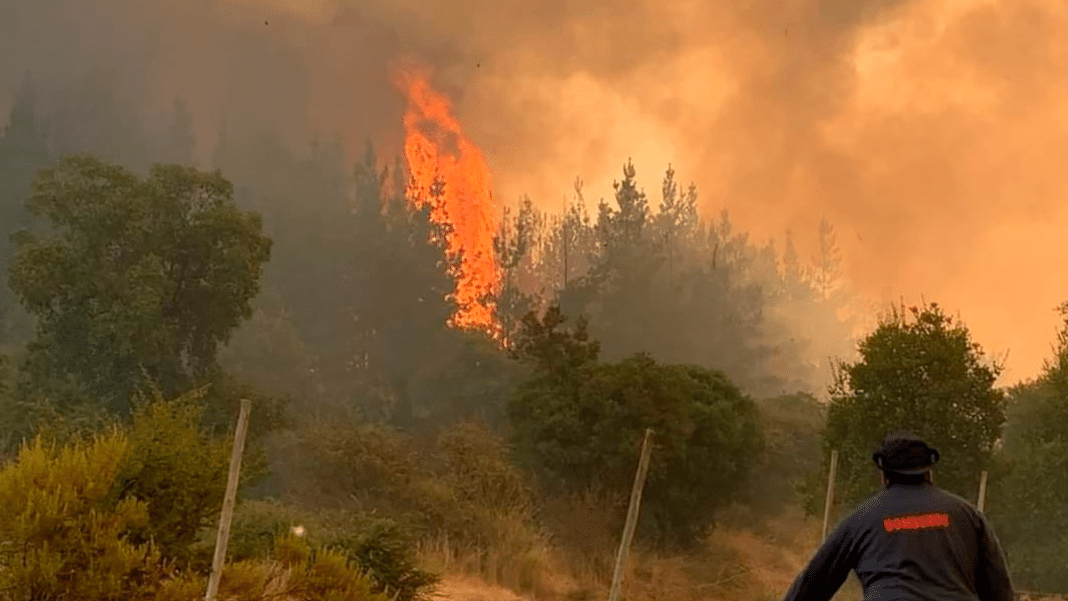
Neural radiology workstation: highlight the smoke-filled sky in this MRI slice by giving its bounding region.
[3,0,1067,385]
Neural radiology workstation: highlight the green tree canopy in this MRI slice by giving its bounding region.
[984,302,1068,592]
[819,302,1006,510]
[8,154,271,414]
[508,304,763,548]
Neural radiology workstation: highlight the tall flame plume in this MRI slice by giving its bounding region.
[395,66,501,331]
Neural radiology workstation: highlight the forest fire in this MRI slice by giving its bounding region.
[394,67,501,331]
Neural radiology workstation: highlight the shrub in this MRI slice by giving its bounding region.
[0,351,29,456]
[278,420,549,593]
[739,393,825,517]
[200,534,392,601]
[228,500,438,601]
[418,422,550,592]
[116,388,234,568]
[324,517,440,601]
[510,352,763,548]
[0,433,166,599]
[986,380,1068,592]
[423,421,534,541]
[279,422,426,516]
[228,499,311,562]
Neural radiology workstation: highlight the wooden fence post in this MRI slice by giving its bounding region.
[608,428,655,601]
[205,399,252,601]
[977,470,988,513]
[821,450,839,543]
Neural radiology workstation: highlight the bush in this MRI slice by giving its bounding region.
[419,422,550,592]
[986,380,1068,593]
[0,433,166,599]
[0,351,26,456]
[228,500,439,601]
[325,518,440,601]
[509,351,764,548]
[279,422,426,515]
[185,534,393,601]
[424,421,533,541]
[117,388,235,568]
[277,420,550,593]
[740,393,825,516]
[228,499,311,562]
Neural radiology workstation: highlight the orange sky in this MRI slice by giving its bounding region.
[273,0,1067,385]
[4,0,1066,385]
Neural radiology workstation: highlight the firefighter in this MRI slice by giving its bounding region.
[781,432,1015,601]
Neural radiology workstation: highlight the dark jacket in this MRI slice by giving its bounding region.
[782,482,1014,601]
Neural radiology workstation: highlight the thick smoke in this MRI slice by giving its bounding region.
[3,0,1066,382]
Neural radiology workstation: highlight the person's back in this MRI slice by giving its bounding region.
[781,433,1014,601]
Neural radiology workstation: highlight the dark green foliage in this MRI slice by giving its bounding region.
[508,305,764,547]
[343,147,460,424]
[115,389,233,568]
[0,351,21,455]
[494,196,541,345]
[984,304,1068,593]
[228,501,438,601]
[228,500,306,562]
[508,303,600,382]
[406,332,526,430]
[9,155,271,414]
[200,372,292,444]
[217,292,323,410]
[217,129,355,378]
[325,519,440,601]
[740,393,825,516]
[816,302,1006,512]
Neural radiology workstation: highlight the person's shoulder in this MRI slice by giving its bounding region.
[928,485,976,508]
[927,486,986,525]
[844,489,892,523]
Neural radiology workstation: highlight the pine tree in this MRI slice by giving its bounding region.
[493,196,538,345]
[811,217,843,301]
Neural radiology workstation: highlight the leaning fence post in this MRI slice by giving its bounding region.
[608,428,655,601]
[205,399,252,601]
[821,450,839,542]
[977,470,988,513]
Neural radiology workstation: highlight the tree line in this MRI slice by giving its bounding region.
[2,69,1068,595]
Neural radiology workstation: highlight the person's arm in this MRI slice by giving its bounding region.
[781,520,857,601]
[975,514,1014,601]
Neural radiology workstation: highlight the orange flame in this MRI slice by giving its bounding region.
[395,66,501,331]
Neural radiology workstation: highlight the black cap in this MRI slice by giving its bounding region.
[873,432,940,475]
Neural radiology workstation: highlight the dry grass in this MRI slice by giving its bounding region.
[415,509,568,600]
[429,576,530,601]
[421,504,872,601]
